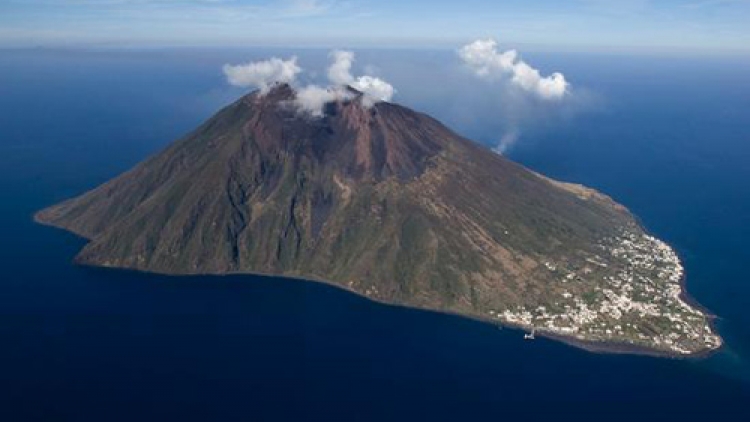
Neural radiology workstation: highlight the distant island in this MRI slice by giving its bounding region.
[35,84,722,357]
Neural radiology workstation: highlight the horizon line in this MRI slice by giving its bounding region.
[2,41,749,58]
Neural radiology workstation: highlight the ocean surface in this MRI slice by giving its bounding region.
[1,48,749,421]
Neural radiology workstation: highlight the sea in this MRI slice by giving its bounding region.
[1,47,749,421]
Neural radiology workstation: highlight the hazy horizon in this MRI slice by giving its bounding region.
[2,0,750,55]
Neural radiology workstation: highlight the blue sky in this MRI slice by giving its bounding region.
[1,0,749,52]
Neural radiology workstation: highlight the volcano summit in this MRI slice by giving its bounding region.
[35,84,721,357]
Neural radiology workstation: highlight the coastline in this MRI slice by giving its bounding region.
[33,212,723,360]
[638,223,724,357]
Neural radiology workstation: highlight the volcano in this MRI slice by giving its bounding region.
[35,84,721,356]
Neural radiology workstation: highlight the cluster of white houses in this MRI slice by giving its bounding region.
[488,230,722,355]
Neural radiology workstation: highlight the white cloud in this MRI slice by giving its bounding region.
[537,73,568,100]
[222,56,301,93]
[459,39,568,100]
[327,50,356,86]
[350,75,395,105]
[294,85,350,117]
[459,39,517,75]
[292,49,396,117]
[221,49,396,117]
[327,50,395,104]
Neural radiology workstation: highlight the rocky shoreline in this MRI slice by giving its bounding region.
[37,211,722,358]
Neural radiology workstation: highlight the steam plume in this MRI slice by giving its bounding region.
[222,50,396,117]
[328,50,356,86]
[223,56,301,94]
[327,50,395,104]
[295,85,343,117]
[494,129,520,155]
[459,39,568,100]
[291,50,396,116]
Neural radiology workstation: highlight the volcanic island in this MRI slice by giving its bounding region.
[35,84,722,357]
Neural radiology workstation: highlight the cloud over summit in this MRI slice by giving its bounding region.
[220,40,572,145]
[327,50,396,104]
[223,50,395,117]
[222,56,301,93]
[328,50,356,86]
[294,85,342,117]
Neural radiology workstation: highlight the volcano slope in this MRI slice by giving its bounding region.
[36,84,722,356]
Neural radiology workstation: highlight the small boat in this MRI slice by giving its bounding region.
[524,329,536,340]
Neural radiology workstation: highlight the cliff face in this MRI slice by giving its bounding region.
[36,84,722,356]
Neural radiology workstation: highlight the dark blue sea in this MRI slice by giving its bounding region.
[1,48,749,421]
